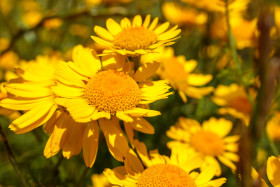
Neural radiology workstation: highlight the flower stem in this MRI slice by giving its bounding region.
[0,123,29,187]
[225,0,242,80]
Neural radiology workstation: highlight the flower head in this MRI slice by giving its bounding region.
[104,140,226,186]
[53,45,172,163]
[91,15,181,56]
[167,117,239,176]
[142,47,213,102]
[212,84,255,125]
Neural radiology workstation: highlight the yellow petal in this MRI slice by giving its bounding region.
[132,15,142,27]
[143,15,151,28]
[123,122,135,148]
[133,62,160,82]
[202,117,233,137]
[125,117,154,134]
[187,74,213,86]
[154,22,170,35]
[91,36,114,47]
[0,97,53,110]
[62,121,86,159]
[94,25,114,41]
[5,83,53,98]
[72,45,101,77]
[83,121,99,167]
[9,101,57,134]
[157,28,181,41]
[44,114,70,158]
[124,108,160,117]
[267,156,280,186]
[120,17,131,28]
[52,83,84,98]
[195,166,216,186]
[148,17,159,30]
[55,61,85,87]
[116,111,133,122]
[99,117,129,162]
[106,18,122,35]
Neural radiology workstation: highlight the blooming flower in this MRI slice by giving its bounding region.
[52,45,171,163]
[142,47,214,102]
[162,2,207,26]
[104,140,226,186]
[91,15,181,56]
[0,55,99,167]
[212,84,255,125]
[167,117,239,176]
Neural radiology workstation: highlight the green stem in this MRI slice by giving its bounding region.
[225,0,242,80]
[0,124,29,187]
[76,167,89,187]
[266,132,280,156]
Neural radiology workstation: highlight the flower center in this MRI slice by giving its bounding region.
[228,96,252,114]
[162,57,188,82]
[84,70,142,114]
[113,26,157,51]
[137,164,196,187]
[191,131,224,156]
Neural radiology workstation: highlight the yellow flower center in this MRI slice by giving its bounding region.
[228,96,252,114]
[113,26,157,51]
[137,164,196,187]
[191,131,224,156]
[162,57,188,82]
[84,70,141,114]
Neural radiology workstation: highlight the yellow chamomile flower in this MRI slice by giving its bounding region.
[212,84,255,126]
[91,15,181,56]
[267,155,280,186]
[52,45,172,163]
[142,47,214,103]
[162,2,207,26]
[167,117,239,176]
[266,112,280,142]
[0,55,101,168]
[104,140,226,186]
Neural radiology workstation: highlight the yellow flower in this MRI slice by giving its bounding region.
[162,2,207,26]
[267,156,280,186]
[91,15,181,56]
[143,47,213,102]
[0,55,104,167]
[211,15,257,49]
[104,140,226,186]
[53,45,171,162]
[0,56,58,134]
[266,112,280,141]
[212,84,255,125]
[167,117,239,176]
[181,0,225,12]
[91,173,110,187]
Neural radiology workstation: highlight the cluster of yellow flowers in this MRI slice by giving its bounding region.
[0,1,280,185]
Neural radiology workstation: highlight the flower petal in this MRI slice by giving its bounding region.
[106,18,122,35]
[99,117,129,162]
[94,25,114,41]
[83,121,99,167]
[133,62,160,82]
